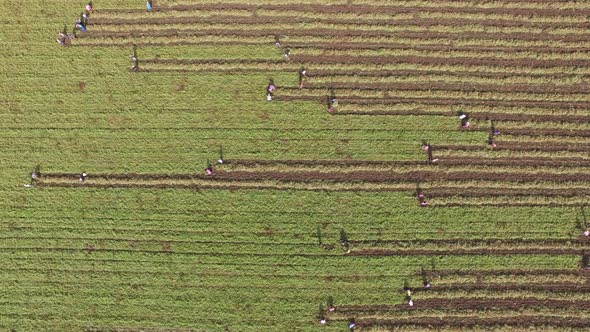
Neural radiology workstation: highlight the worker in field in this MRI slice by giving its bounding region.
[327,89,337,113]
[418,193,428,207]
[217,146,224,164]
[327,95,334,113]
[327,296,335,312]
[76,14,87,32]
[205,160,214,175]
[422,141,437,163]
[28,165,41,187]
[31,167,40,181]
[407,294,414,307]
[130,44,140,71]
[131,58,139,72]
[318,303,327,324]
[147,0,153,11]
[490,120,500,136]
[82,11,90,25]
[79,172,88,183]
[298,67,307,89]
[459,111,470,128]
[584,229,589,237]
[403,283,412,297]
[487,134,496,149]
[86,1,93,12]
[266,79,276,101]
[416,184,428,206]
[56,34,66,46]
[274,35,281,48]
[348,318,357,331]
[283,48,291,60]
[421,267,431,289]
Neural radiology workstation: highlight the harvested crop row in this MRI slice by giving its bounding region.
[291,54,590,69]
[435,142,590,152]
[95,3,590,17]
[415,283,590,293]
[87,15,590,30]
[356,315,590,328]
[77,27,590,44]
[284,42,590,54]
[281,82,590,95]
[351,248,586,255]
[335,298,590,312]
[430,269,588,277]
[500,128,590,138]
[305,69,590,80]
[426,187,590,198]
[352,238,589,246]
[225,157,590,168]
[432,202,586,207]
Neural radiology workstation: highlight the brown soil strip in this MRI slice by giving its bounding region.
[419,283,590,293]
[307,69,590,80]
[431,269,588,277]
[39,171,590,184]
[95,3,590,17]
[336,298,590,312]
[292,54,590,69]
[427,187,590,198]
[437,142,590,153]
[502,128,590,138]
[78,27,590,44]
[358,316,590,328]
[227,157,590,168]
[434,202,585,208]
[282,82,590,95]
[89,16,590,31]
[285,42,590,54]
[353,238,589,246]
[350,248,585,255]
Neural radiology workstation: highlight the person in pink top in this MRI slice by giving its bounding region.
[205,160,213,175]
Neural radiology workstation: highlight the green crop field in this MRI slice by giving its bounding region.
[1,0,590,331]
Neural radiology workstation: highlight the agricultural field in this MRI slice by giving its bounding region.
[1,0,589,331]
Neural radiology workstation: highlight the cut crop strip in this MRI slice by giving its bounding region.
[279,82,590,95]
[351,248,586,255]
[355,316,590,328]
[335,298,590,313]
[77,27,590,44]
[436,142,590,152]
[87,15,590,30]
[226,157,590,168]
[95,3,590,17]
